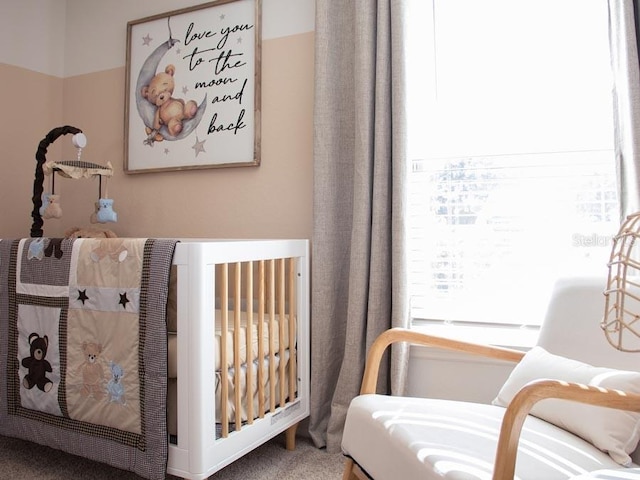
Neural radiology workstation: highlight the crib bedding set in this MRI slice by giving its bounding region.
[0,237,310,480]
[0,237,175,479]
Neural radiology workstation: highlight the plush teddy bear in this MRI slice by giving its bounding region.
[77,341,105,399]
[65,226,117,239]
[21,333,53,392]
[141,64,197,141]
[96,198,118,223]
[42,194,62,219]
[39,192,52,216]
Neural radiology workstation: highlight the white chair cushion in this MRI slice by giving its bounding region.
[342,395,629,480]
[569,467,640,479]
[493,346,640,466]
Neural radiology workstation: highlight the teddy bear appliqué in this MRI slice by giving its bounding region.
[141,64,197,142]
[90,238,128,263]
[77,341,105,399]
[21,333,53,392]
[106,361,126,405]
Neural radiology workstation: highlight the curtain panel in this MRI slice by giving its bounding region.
[308,0,410,452]
[609,0,640,218]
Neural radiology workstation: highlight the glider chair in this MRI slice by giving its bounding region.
[341,277,640,479]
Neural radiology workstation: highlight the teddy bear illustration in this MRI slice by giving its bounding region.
[141,64,197,142]
[22,333,53,392]
[77,341,105,399]
[106,361,126,405]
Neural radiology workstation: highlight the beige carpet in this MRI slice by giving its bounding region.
[0,433,345,479]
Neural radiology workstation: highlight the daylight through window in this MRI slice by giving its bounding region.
[406,0,619,327]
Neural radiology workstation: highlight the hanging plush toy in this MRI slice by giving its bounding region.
[89,201,100,224]
[42,194,62,219]
[94,173,117,224]
[96,198,118,223]
[39,192,52,216]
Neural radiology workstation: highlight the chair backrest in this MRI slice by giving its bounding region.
[537,277,639,372]
[537,276,640,462]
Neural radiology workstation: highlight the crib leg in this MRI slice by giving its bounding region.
[285,423,298,451]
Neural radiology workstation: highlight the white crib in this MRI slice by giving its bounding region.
[167,239,310,480]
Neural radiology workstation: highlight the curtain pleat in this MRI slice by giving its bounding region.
[309,0,410,452]
[609,0,640,218]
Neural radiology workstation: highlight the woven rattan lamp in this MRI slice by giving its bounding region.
[603,211,640,351]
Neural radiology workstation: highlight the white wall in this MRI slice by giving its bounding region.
[0,0,66,76]
[0,0,315,77]
[63,0,315,77]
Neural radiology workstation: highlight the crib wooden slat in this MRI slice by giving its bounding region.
[233,262,242,431]
[278,258,286,408]
[268,259,276,413]
[288,258,297,403]
[245,261,254,424]
[220,263,229,438]
[257,260,266,417]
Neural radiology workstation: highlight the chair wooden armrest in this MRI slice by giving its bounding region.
[360,327,524,394]
[494,378,640,479]
[352,327,640,480]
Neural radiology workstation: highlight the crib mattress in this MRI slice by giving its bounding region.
[167,311,294,376]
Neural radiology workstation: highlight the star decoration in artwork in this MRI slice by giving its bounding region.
[142,34,153,46]
[237,37,242,44]
[182,85,189,95]
[119,292,130,309]
[220,14,226,21]
[164,147,170,155]
[192,136,206,157]
[77,289,89,305]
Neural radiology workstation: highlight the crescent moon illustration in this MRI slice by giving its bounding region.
[135,38,207,144]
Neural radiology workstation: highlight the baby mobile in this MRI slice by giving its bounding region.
[30,125,117,238]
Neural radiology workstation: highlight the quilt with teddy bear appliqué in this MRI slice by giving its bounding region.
[0,237,177,480]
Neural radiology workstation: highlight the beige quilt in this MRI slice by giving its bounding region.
[0,237,177,480]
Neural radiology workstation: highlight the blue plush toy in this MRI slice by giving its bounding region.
[39,193,51,216]
[96,198,118,223]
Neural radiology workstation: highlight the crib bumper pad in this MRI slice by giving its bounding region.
[167,349,293,435]
[167,312,294,376]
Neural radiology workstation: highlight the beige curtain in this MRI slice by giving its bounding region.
[609,0,640,218]
[308,0,410,453]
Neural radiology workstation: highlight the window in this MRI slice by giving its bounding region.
[406,0,619,333]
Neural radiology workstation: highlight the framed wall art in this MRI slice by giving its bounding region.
[124,0,261,173]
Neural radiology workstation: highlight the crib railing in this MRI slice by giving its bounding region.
[216,257,298,437]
